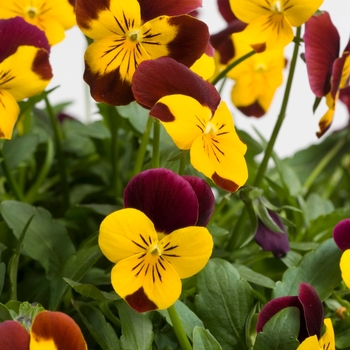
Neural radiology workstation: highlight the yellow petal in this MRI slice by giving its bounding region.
[0,90,20,139]
[284,0,325,27]
[296,335,320,350]
[190,54,216,81]
[99,208,158,264]
[229,0,270,23]
[340,249,350,289]
[112,252,182,311]
[159,226,213,279]
[319,318,335,350]
[156,94,209,149]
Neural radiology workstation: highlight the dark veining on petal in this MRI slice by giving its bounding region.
[163,245,179,251]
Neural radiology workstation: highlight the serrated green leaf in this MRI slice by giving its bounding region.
[195,259,254,350]
[193,327,222,350]
[233,264,276,289]
[253,307,300,350]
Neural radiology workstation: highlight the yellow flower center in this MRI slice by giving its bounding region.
[26,6,38,19]
[204,121,218,136]
[270,0,283,13]
[149,242,162,256]
[254,63,267,73]
[127,29,141,43]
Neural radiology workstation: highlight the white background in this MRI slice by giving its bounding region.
[47,0,350,158]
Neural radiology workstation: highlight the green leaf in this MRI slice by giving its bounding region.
[193,327,222,350]
[117,102,150,135]
[233,264,276,289]
[158,300,204,340]
[254,203,283,234]
[195,259,254,350]
[62,119,111,140]
[64,278,120,301]
[207,224,229,238]
[17,302,45,331]
[0,262,5,297]
[253,307,300,350]
[116,299,153,350]
[49,245,102,310]
[273,239,342,300]
[0,303,12,322]
[73,301,120,350]
[0,201,75,277]
[305,193,334,222]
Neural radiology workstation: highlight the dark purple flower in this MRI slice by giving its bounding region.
[333,218,350,252]
[257,283,324,342]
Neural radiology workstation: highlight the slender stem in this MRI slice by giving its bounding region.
[167,304,192,350]
[211,50,256,86]
[208,194,231,226]
[226,27,302,251]
[133,116,153,176]
[152,119,161,168]
[178,152,187,175]
[45,96,69,210]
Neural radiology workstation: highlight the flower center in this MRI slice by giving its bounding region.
[270,0,283,13]
[204,121,218,136]
[149,242,162,256]
[127,29,141,43]
[254,63,267,73]
[26,6,38,19]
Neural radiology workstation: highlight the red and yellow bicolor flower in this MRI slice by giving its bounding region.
[75,0,210,106]
[0,17,52,139]
[0,311,87,350]
[99,168,214,312]
[229,0,323,52]
[132,57,248,192]
[0,0,75,46]
[304,11,350,137]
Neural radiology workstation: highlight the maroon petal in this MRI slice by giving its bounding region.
[0,321,29,350]
[254,211,290,258]
[339,86,350,116]
[75,0,109,31]
[132,57,221,111]
[182,176,215,226]
[217,0,237,23]
[139,0,202,22]
[236,101,266,118]
[330,53,349,100]
[298,283,324,340]
[124,168,199,234]
[333,218,350,251]
[304,12,340,97]
[0,17,50,63]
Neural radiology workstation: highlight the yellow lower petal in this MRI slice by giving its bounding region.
[340,250,350,289]
[0,90,20,139]
[190,54,216,81]
[296,335,320,350]
[229,0,269,23]
[159,226,213,279]
[99,208,158,264]
[284,0,325,27]
[320,318,335,350]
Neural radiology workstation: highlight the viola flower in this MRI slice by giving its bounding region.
[257,283,324,342]
[99,168,214,312]
[228,36,285,117]
[0,311,87,350]
[304,11,350,137]
[297,318,335,350]
[0,0,75,46]
[333,218,350,289]
[254,210,290,258]
[75,0,210,106]
[132,57,248,193]
[229,0,324,52]
[0,17,52,139]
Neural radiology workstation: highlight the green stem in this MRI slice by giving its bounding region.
[152,118,161,168]
[208,194,231,226]
[178,152,187,175]
[45,96,69,210]
[211,50,256,86]
[167,304,192,350]
[226,27,301,251]
[133,116,153,176]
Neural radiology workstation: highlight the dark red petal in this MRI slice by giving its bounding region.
[125,287,158,312]
[124,168,199,234]
[132,57,221,112]
[75,0,110,30]
[330,53,349,100]
[339,86,350,115]
[0,17,50,63]
[182,176,215,226]
[0,321,29,350]
[333,218,350,251]
[139,0,202,22]
[254,211,290,258]
[31,311,87,350]
[236,101,266,118]
[84,65,134,106]
[304,12,340,97]
[32,50,53,80]
[212,172,239,193]
[218,0,237,23]
[298,283,324,340]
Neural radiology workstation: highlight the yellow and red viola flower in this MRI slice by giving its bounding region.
[304,11,350,137]
[257,283,324,342]
[99,168,214,312]
[75,0,210,106]
[0,311,87,350]
[0,17,52,139]
[333,218,350,289]
[228,36,285,117]
[0,0,75,46]
[297,318,335,350]
[229,0,323,52]
[132,57,248,193]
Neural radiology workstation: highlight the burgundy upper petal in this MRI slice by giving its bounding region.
[339,86,350,116]
[330,54,349,100]
[182,176,215,226]
[333,218,350,251]
[304,12,340,97]
[139,0,202,22]
[0,321,29,350]
[217,0,237,23]
[132,57,221,112]
[0,17,50,63]
[124,168,199,234]
[254,211,290,258]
